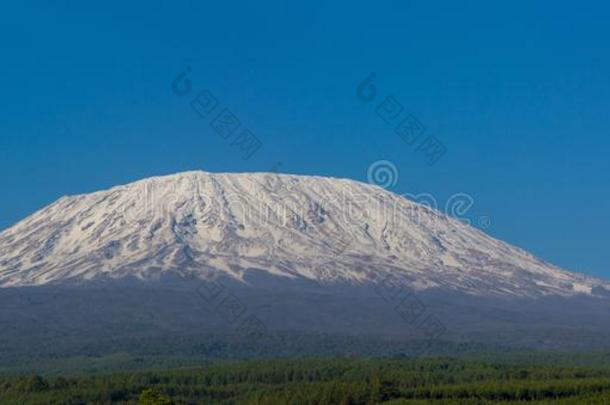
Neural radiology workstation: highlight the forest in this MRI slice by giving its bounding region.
[3,356,610,404]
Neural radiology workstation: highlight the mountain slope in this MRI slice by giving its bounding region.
[0,171,607,299]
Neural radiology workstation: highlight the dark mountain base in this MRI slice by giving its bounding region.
[2,276,610,369]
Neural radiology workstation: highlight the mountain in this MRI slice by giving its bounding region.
[0,170,607,298]
[1,171,610,362]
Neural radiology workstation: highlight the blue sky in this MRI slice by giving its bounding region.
[1,1,608,277]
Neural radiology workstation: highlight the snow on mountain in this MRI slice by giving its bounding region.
[0,170,607,298]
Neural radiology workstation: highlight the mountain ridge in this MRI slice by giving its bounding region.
[0,170,608,300]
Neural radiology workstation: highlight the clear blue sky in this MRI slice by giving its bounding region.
[1,1,608,277]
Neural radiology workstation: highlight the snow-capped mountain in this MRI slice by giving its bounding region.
[0,170,607,299]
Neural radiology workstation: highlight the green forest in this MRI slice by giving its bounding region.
[3,356,610,404]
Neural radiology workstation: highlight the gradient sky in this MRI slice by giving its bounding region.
[1,1,608,278]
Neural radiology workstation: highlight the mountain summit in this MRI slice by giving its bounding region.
[1,170,607,299]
